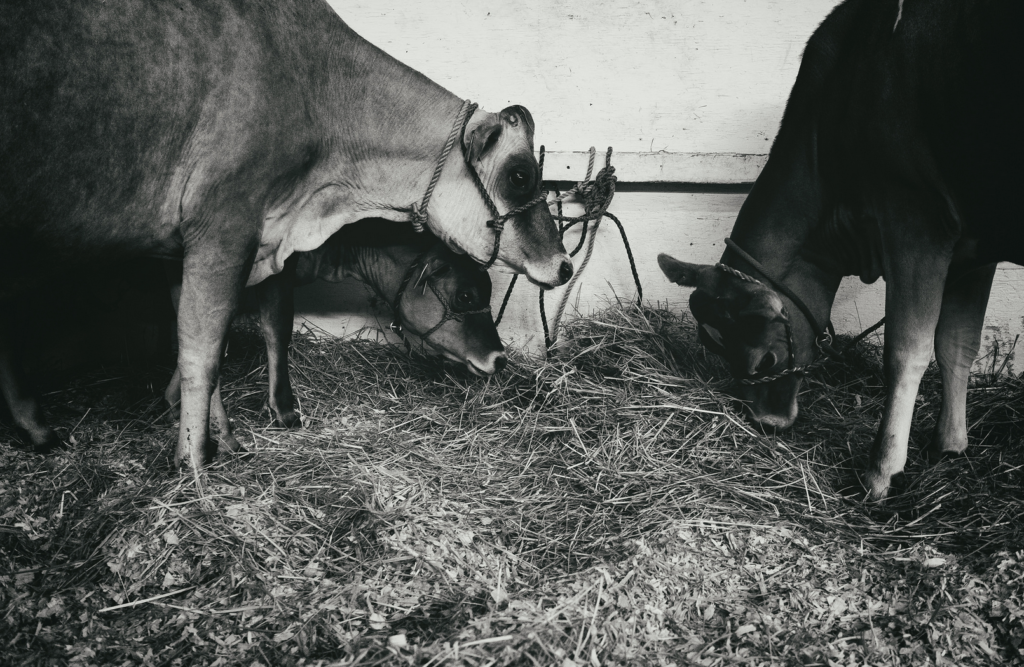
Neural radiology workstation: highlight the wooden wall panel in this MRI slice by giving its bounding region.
[329,0,840,155]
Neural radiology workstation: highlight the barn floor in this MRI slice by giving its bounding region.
[2,306,1024,666]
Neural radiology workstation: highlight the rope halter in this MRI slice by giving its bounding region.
[388,249,492,344]
[409,99,549,271]
[717,238,840,385]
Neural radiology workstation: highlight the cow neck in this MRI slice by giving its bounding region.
[251,39,471,285]
[316,39,546,271]
[342,245,414,309]
[726,145,842,364]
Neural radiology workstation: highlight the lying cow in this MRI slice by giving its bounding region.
[659,0,1022,499]
[164,222,505,454]
[1,0,571,469]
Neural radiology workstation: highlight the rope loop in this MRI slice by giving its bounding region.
[409,203,426,234]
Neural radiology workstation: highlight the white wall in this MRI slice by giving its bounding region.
[296,0,1024,370]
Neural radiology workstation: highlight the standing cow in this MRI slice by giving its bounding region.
[0,0,571,469]
[658,0,1023,499]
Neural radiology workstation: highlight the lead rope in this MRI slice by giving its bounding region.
[465,156,548,271]
[493,146,642,354]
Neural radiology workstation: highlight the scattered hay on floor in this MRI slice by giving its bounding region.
[2,305,1024,666]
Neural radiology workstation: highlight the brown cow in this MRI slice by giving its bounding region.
[1,0,570,468]
[659,0,1023,499]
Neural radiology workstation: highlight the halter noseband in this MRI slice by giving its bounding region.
[388,249,491,344]
[716,238,838,385]
[409,100,549,271]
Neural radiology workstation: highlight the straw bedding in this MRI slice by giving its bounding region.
[2,305,1024,665]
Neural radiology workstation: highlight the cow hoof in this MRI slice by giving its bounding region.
[275,410,302,429]
[175,447,216,471]
[16,427,65,455]
[234,448,255,463]
[926,435,968,464]
[36,430,65,455]
[862,470,891,502]
[216,434,244,455]
[925,447,964,464]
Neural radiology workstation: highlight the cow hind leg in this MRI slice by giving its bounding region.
[163,261,184,421]
[929,263,996,461]
[0,323,62,454]
[209,378,243,454]
[164,367,182,421]
[255,258,301,428]
[165,258,244,454]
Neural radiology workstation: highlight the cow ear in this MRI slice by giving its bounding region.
[500,105,535,137]
[658,254,716,289]
[464,111,503,163]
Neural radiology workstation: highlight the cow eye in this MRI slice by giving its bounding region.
[509,169,529,190]
[456,290,474,307]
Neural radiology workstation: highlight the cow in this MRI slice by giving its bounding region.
[657,0,1023,500]
[163,221,506,454]
[0,0,571,469]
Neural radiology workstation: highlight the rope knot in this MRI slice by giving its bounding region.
[577,165,617,221]
[409,203,427,233]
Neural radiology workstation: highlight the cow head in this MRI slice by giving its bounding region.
[396,243,507,376]
[658,253,816,429]
[428,105,573,289]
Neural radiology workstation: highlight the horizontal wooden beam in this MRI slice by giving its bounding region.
[541,151,768,185]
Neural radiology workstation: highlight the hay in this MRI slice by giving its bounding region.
[3,305,1024,665]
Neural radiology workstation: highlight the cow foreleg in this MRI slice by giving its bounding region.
[175,238,255,470]
[0,322,61,453]
[164,259,243,455]
[864,240,952,500]
[163,368,241,454]
[929,263,996,460]
[255,256,300,428]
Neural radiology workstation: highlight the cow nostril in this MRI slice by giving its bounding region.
[493,355,508,373]
[558,259,574,284]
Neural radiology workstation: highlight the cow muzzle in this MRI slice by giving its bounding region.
[465,350,508,376]
[737,375,801,431]
[523,253,573,289]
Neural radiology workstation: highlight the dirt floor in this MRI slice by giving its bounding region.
[2,306,1024,666]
